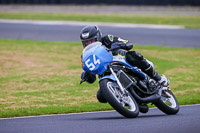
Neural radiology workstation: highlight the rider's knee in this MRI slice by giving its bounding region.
[126,51,144,62]
[128,51,144,60]
[126,51,144,65]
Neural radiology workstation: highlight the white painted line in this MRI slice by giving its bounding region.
[0,110,116,120]
[0,19,184,29]
[0,104,199,120]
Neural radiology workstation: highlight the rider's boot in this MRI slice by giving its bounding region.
[144,65,170,87]
[158,75,170,87]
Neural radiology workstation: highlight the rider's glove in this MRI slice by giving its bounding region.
[111,42,126,50]
[121,44,126,49]
[81,72,96,84]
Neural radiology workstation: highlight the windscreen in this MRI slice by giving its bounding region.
[82,42,102,58]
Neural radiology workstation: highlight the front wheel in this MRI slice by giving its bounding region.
[155,89,179,115]
[100,79,139,118]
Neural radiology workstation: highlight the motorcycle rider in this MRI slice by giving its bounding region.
[80,25,169,103]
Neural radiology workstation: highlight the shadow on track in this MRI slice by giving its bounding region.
[78,114,167,121]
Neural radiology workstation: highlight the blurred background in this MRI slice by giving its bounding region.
[0,0,200,15]
[0,0,200,5]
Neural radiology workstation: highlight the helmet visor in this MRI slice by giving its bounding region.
[82,38,97,47]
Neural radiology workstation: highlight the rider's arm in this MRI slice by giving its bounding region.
[102,34,133,51]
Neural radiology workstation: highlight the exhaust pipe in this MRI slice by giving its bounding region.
[129,87,161,103]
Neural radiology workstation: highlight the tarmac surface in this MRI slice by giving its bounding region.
[0,20,200,48]
[1,105,200,133]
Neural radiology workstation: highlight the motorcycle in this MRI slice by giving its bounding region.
[80,42,179,118]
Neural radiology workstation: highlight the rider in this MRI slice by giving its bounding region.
[80,25,169,103]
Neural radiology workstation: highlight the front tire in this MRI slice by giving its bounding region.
[155,89,179,115]
[100,79,139,118]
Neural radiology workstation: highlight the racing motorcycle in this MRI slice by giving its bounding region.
[80,42,179,118]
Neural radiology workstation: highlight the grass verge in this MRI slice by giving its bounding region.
[0,39,200,118]
[0,12,200,29]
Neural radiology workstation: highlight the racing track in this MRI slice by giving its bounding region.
[0,21,200,48]
[0,105,200,133]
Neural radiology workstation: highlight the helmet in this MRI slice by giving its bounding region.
[80,25,102,48]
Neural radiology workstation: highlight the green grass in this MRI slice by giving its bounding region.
[0,39,200,118]
[0,12,200,28]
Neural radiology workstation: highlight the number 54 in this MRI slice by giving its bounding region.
[85,54,100,71]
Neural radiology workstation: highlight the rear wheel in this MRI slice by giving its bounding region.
[100,79,139,118]
[155,89,179,115]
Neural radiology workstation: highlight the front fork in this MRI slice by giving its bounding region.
[158,87,171,98]
[109,67,127,95]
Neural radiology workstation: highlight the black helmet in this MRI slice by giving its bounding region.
[80,25,102,48]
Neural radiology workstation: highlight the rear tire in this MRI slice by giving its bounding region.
[155,89,179,115]
[100,79,139,118]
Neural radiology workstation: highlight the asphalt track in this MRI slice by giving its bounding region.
[0,21,200,48]
[0,105,200,133]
